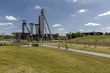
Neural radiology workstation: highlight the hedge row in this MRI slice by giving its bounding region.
[32,43,39,47]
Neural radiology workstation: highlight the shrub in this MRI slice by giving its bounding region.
[0,43,8,46]
[0,43,3,46]
[32,43,39,47]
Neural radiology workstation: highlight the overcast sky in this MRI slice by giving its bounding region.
[0,0,110,35]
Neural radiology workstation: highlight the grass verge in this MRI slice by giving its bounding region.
[0,46,110,73]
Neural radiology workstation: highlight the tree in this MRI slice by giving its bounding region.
[66,32,72,39]
[53,33,60,40]
[94,34,99,49]
[87,35,91,48]
[71,33,76,38]
[12,32,16,36]
[75,32,84,37]
[16,34,21,43]
[27,36,30,46]
[30,36,34,42]
[104,32,110,35]
[59,36,67,40]
[66,34,71,39]
[66,32,84,39]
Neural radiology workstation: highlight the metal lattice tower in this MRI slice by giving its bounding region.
[39,8,52,36]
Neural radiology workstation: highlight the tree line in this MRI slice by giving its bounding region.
[53,32,110,40]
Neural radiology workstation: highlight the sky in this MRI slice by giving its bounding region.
[0,0,110,35]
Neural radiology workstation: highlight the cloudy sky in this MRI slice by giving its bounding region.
[0,0,110,35]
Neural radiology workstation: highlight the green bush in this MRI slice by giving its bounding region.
[0,43,3,46]
[32,43,39,47]
[0,43,9,46]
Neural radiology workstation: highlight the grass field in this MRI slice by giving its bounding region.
[45,42,110,54]
[0,46,110,73]
[42,35,110,54]
[70,35,110,47]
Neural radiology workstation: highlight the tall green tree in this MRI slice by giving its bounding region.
[53,33,60,40]
[17,34,21,43]
[27,36,30,46]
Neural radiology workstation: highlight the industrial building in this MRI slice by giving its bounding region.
[82,32,103,36]
[16,8,52,41]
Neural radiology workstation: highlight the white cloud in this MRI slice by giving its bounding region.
[66,0,78,3]
[35,5,46,10]
[98,11,110,17]
[79,9,87,13]
[85,22,101,26]
[72,14,75,16]
[0,23,13,26]
[5,16,17,21]
[64,32,68,34]
[78,29,85,32]
[53,24,61,27]
[73,0,78,2]
[35,5,41,9]
[58,28,64,31]
[102,27,110,30]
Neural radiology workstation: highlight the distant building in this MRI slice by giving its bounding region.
[82,32,103,36]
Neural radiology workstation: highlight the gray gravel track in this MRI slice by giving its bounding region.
[42,44,110,58]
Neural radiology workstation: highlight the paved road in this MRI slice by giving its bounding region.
[42,44,110,58]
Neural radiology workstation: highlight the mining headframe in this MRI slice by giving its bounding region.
[15,8,52,41]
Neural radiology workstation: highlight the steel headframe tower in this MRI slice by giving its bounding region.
[22,20,30,34]
[22,20,30,40]
[39,8,52,40]
[29,23,34,35]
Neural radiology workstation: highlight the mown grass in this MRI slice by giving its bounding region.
[0,46,110,73]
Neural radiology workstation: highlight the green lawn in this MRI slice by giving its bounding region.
[0,46,110,73]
